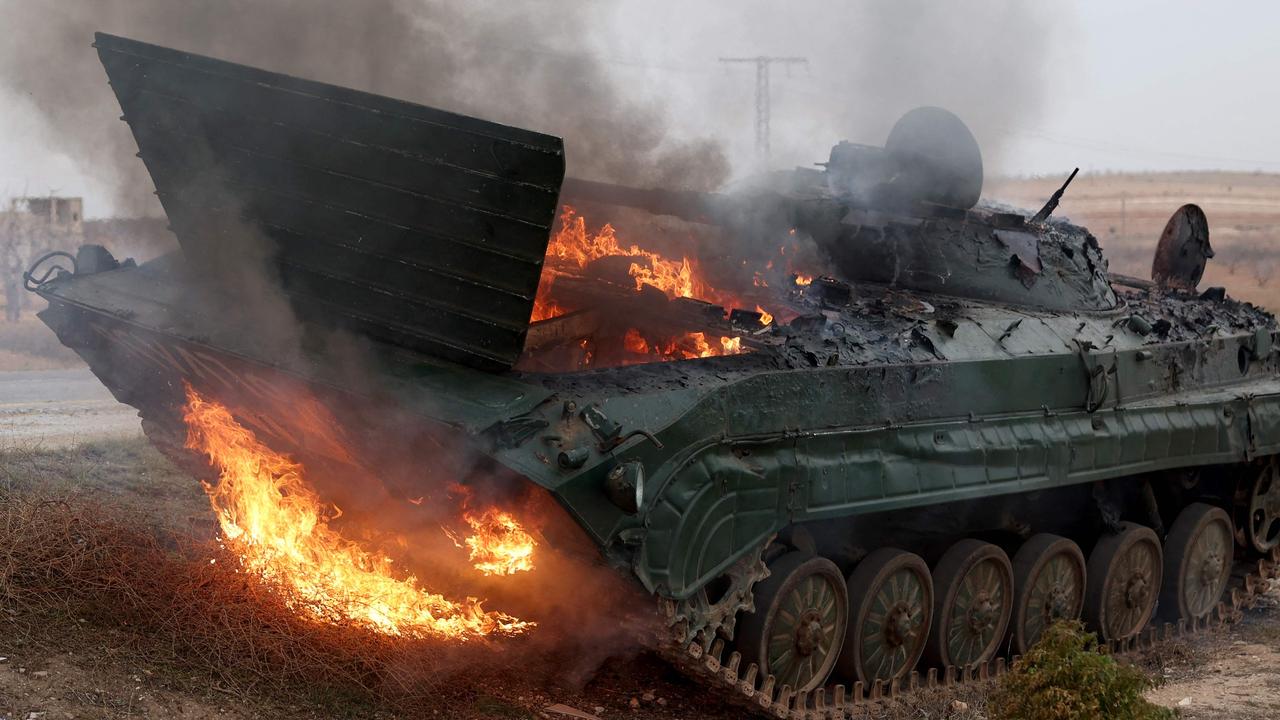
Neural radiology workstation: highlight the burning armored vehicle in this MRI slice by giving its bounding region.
[27,33,1280,715]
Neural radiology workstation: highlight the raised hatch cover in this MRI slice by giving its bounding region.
[95,33,565,372]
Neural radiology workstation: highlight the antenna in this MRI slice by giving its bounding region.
[718,56,808,163]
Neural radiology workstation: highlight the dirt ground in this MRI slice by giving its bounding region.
[0,368,142,447]
[0,317,82,372]
[1145,591,1280,719]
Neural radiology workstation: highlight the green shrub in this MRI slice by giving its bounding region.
[989,620,1174,720]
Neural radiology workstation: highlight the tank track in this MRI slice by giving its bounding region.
[655,548,1280,719]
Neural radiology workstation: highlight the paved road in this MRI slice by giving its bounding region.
[0,368,142,447]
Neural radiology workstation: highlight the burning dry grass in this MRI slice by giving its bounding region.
[182,386,532,640]
[0,483,520,713]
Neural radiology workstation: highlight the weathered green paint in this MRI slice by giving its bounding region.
[486,322,1279,600]
[624,368,1278,600]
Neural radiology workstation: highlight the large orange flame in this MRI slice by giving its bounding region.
[547,207,699,298]
[532,206,762,323]
[444,483,537,577]
[459,509,536,577]
[182,386,530,639]
[527,206,795,368]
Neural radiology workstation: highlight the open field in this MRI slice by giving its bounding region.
[0,316,83,372]
[988,171,1280,310]
[0,368,141,446]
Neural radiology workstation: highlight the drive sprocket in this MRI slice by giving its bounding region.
[660,536,773,650]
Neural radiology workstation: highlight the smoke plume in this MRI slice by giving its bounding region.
[602,0,1061,179]
[811,0,1057,172]
[0,0,729,216]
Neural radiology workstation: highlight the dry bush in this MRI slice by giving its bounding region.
[0,489,510,712]
[989,620,1173,720]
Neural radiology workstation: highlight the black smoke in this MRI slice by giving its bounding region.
[0,0,730,216]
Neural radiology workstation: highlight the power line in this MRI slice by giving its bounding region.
[463,42,1280,170]
[718,56,808,162]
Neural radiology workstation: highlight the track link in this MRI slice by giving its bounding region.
[657,548,1280,719]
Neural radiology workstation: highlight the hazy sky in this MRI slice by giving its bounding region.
[2,0,1278,217]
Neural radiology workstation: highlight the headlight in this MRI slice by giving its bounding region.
[606,461,644,514]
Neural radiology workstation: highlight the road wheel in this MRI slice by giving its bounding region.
[1008,534,1087,655]
[925,540,1013,669]
[1245,461,1280,554]
[737,552,848,693]
[1160,503,1233,622]
[1084,522,1162,641]
[836,548,932,685]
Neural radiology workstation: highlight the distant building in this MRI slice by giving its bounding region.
[10,196,84,234]
[1,196,87,317]
[2,195,86,257]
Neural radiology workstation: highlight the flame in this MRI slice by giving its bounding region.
[459,509,536,577]
[624,328,650,354]
[528,206,760,367]
[546,207,700,298]
[182,386,529,639]
[663,332,743,360]
[534,206,751,322]
[530,294,563,323]
[794,274,813,286]
[756,305,773,326]
[617,329,745,362]
[679,332,715,359]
